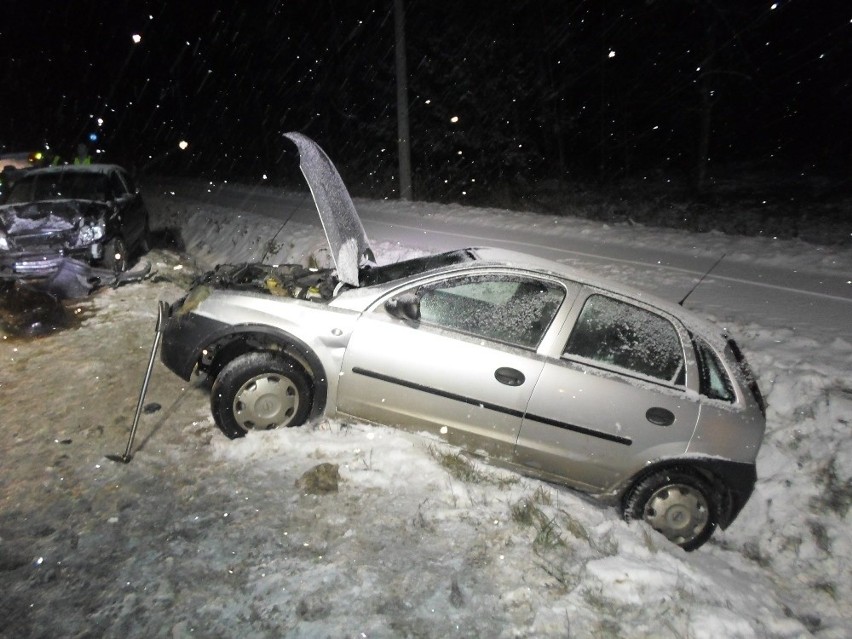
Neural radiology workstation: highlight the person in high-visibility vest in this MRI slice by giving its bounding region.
[73,143,92,165]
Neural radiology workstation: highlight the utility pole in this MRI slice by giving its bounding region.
[394,0,413,200]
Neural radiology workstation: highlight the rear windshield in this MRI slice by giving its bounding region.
[359,249,477,286]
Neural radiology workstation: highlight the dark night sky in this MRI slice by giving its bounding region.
[1,0,850,199]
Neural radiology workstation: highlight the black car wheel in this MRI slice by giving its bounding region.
[623,467,719,551]
[139,219,152,254]
[211,351,312,438]
[102,236,128,273]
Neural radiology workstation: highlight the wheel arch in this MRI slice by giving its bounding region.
[198,324,329,420]
[618,457,757,530]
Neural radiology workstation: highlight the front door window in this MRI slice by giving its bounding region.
[418,274,566,349]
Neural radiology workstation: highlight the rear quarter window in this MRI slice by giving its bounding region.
[692,335,735,402]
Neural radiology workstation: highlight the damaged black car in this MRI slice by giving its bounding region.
[0,164,150,287]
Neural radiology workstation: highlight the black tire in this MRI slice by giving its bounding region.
[102,236,128,273]
[139,220,152,254]
[623,467,719,551]
[211,351,312,439]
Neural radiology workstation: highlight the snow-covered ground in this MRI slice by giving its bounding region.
[1,184,849,638]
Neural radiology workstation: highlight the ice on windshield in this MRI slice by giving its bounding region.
[418,274,566,349]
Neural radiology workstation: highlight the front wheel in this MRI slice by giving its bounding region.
[623,468,719,551]
[102,236,128,273]
[211,351,312,438]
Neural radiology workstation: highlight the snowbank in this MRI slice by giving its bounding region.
[0,185,848,638]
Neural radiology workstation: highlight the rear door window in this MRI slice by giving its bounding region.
[563,294,684,384]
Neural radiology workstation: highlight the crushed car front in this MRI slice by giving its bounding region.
[159,261,379,421]
[0,199,114,278]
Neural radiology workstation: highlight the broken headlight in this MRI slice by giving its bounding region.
[77,222,105,246]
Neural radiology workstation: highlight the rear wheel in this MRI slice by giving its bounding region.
[211,351,312,438]
[623,468,719,551]
[102,236,128,273]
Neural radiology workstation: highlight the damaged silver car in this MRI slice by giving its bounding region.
[0,164,150,292]
[159,132,766,550]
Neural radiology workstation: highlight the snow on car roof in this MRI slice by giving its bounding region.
[356,244,723,340]
[468,246,728,340]
[22,163,128,176]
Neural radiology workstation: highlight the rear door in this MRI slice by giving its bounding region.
[515,291,701,492]
[337,271,575,459]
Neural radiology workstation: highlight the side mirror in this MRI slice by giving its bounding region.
[384,292,421,322]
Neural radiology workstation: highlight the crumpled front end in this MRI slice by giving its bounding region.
[0,201,111,280]
[1,257,150,299]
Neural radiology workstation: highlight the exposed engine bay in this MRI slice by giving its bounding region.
[177,262,342,317]
[198,262,340,299]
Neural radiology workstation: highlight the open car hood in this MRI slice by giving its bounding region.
[283,132,375,287]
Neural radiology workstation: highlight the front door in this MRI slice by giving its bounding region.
[337,272,568,459]
[111,170,145,247]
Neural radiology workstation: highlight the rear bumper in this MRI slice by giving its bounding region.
[709,459,757,529]
[670,458,757,530]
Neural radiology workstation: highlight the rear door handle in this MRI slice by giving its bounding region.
[646,407,675,426]
[495,367,525,387]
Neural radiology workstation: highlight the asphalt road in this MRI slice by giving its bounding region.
[154,179,852,342]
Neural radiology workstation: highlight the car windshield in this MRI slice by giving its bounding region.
[359,249,477,286]
[6,171,109,204]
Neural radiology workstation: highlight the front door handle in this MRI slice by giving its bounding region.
[646,407,675,426]
[495,367,525,387]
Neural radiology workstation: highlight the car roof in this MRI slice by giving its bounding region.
[359,245,727,343]
[474,246,727,336]
[18,164,126,177]
[474,247,670,302]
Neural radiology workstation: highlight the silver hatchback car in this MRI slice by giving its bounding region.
[160,133,766,550]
